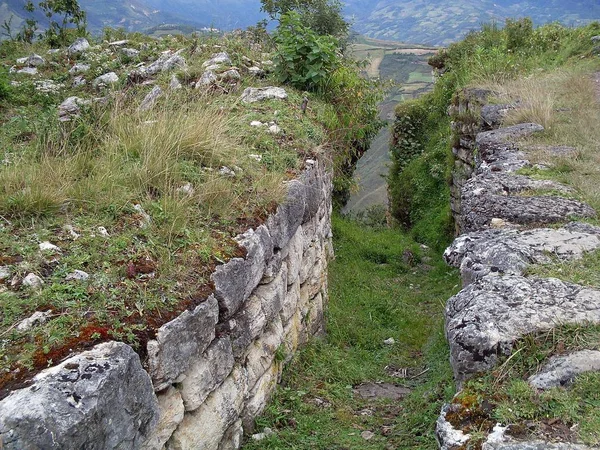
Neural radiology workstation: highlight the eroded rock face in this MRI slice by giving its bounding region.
[445,275,600,385]
[444,225,600,285]
[0,342,158,450]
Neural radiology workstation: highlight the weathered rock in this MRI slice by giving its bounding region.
[482,428,591,449]
[146,295,219,391]
[266,180,306,250]
[17,53,44,67]
[141,387,184,450]
[168,367,247,450]
[108,39,129,46]
[528,350,600,390]
[0,266,10,281]
[68,37,91,55]
[22,272,43,289]
[93,72,119,87]
[72,75,86,87]
[248,66,265,77]
[16,310,52,331]
[196,70,217,88]
[179,337,235,411]
[245,316,284,390]
[139,85,163,111]
[202,52,231,68]
[211,226,273,319]
[147,52,186,76]
[241,363,278,433]
[69,63,90,74]
[229,270,285,358]
[169,74,182,90]
[58,96,89,122]
[480,104,513,129]
[218,420,244,450]
[436,404,471,450]
[39,241,61,253]
[0,341,158,450]
[240,86,288,103]
[461,171,595,232]
[445,275,600,384]
[219,69,241,82]
[121,48,140,58]
[444,226,600,285]
[16,67,37,75]
[66,270,90,281]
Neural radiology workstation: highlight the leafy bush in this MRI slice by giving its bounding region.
[273,11,339,91]
[261,0,348,38]
[0,68,10,101]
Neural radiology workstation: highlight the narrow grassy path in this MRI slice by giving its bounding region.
[244,215,459,449]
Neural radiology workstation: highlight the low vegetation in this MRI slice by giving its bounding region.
[388,19,600,250]
[0,2,381,395]
[449,325,600,447]
[243,215,459,449]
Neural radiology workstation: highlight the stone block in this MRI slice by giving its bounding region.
[167,367,247,450]
[211,225,273,319]
[179,337,235,411]
[246,316,284,390]
[147,295,219,391]
[0,342,158,450]
[266,180,306,250]
[141,387,184,450]
[281,278,300,324]
[285,225,304,286]
[241,364,279,433]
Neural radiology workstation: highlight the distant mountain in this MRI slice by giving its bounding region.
[0,0,209,35]
[344,0,600,46]
[0,0,598,45]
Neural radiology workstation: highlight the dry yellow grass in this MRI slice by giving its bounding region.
[484,63,600,211]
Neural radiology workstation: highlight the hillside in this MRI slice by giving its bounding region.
[347,0,600,45]
[2,0,599,44]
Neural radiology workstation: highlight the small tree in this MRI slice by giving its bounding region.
[261,0,348,38]
[16,0,87,45]
[272,11,340,90]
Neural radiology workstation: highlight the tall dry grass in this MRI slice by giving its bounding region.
[0,93,286,224]
[483,64,600,211]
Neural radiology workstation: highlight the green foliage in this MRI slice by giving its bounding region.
[0,68,10,101]
[243,215,459,449]
[273,12,339,91]
[261,0,348,38]
[15,0,87,45]
[388,19,600,248]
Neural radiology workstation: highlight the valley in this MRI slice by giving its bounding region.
[344,37,436,214]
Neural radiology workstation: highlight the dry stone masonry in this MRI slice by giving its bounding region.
[0,160,333,450]
[437,88,600,448]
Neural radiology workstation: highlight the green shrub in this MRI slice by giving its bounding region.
[0,68,10,101]
[273,11,339,91]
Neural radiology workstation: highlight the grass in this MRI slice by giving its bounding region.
[484,61,600,212]
[525,249,600,288]
[448,325,600,447]
[0,32,337,391]
[242,215,459,449]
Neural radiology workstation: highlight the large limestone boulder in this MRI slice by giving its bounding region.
[445,275,600,385]
[0,342,158,449]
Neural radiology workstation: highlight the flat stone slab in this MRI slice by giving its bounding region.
[461,172,595,232]
[445,275,600,384]
[444,225,600,285]
[0,341,158,449]
[353,382,411,400]
[528,349,600,390]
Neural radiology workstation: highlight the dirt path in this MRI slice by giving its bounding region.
[594,72,600,100]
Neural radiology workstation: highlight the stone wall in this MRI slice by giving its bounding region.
[438,90,600,449]
[0,159,333,450]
